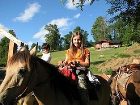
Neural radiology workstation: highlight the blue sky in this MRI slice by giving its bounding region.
[0,0,111,46]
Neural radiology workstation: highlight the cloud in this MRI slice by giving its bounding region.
[48,18,73,35]
[0,24,9,40]
[33,26,48,42]
[14,2,41,22]
[48,18,70,28]
[33,18,72,42]
[73,13,80,19]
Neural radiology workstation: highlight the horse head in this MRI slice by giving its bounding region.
[0,46,38,105]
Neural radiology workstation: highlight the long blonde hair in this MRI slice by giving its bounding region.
[69,31,84,55]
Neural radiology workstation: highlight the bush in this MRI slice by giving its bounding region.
[117,53,131,58]
[134,49,140,54]
[104,69,112,75]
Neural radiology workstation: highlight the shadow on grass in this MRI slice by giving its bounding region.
[91,60,105,65]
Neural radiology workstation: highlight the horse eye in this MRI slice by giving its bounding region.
[18,68,27,77]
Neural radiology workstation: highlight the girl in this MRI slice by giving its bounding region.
[60,31,90,105]
[41,43,51,63]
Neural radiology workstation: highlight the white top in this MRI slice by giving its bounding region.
[41,52,51,63]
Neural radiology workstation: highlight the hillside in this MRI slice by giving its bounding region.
[95,43,140,71]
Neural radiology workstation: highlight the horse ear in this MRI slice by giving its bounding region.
[30,42,38,55]
[19,46,28,52]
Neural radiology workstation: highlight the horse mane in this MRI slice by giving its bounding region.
[7,50,31,70]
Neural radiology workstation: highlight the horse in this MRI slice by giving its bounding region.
[110,64,140,105]
[0,47,111,105]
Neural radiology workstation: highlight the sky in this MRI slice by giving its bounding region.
[0,0,111,47]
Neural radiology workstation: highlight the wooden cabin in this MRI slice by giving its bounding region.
[95,40,121,50]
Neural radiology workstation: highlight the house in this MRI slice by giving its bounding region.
[110,40,122,48]
[95,39,121,50]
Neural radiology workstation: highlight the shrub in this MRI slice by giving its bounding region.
[117,53,131,58]
[134,49,140,54]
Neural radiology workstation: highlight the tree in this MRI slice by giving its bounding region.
[44,24,61,51]
[59,37,65,51]
[107,0,140,27]
[63,32,72,50]
[91,16,108,42]
[131,23,140,43]
[0,37,9,66]
[61,0,95,10]
[30,43,37,50]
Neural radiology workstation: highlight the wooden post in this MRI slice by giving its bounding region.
[7,40,17,63]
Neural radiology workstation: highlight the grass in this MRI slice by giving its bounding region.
[134,49,140,54]
[50,46,129,74]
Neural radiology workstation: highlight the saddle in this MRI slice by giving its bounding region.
[58,66,100,100]
[68,77,100,100]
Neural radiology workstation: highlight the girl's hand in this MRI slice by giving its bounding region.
[69,61,80,67]
[58,61,64,67]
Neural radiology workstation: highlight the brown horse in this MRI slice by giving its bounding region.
[110,64,140,105]
[0,48,111,105]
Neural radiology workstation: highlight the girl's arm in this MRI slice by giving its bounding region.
[79,55,90,68]
[79,49,90,67]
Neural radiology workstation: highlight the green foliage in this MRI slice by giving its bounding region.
[111,52,131,58]
[30,43,37,50]
[107,1,140,44]
[0,37,9,66]
[107,0,140,29]
[44,24,61,51]
[63,32,72,50]
[134,49,140,54]
[116,53,131,58]
[89,66,102,74]
[91,16,108,42]
[60,0,95,10]
[104,69,112,75]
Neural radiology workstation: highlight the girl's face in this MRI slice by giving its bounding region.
[72,35,81,48]
[42,48,49,53]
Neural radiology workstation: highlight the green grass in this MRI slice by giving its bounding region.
[50,46,129,74]
[51,50,66,65]
[134,49,140,54]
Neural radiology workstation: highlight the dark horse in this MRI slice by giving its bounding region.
[111,64,140,105]
[0,48,111,105]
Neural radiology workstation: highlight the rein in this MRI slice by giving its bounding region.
[16,69,34,101]
[15,58,36,101]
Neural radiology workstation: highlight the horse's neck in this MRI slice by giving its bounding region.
[33,61,77,105]
[33,81,74,105]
